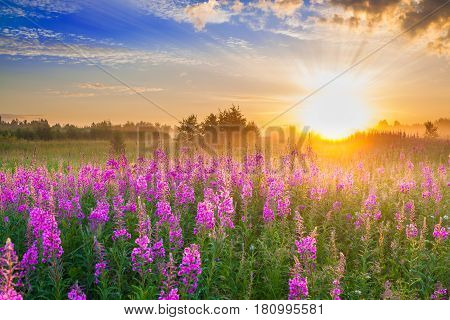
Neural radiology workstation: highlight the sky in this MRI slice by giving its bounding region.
[0,0,449,128]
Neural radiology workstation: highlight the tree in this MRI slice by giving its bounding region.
[110,130,125,155]
[176,114,200,141]
[218,105,247,127]
[424,121,438,138]
[378,120,389,128]
[201,113,218,134]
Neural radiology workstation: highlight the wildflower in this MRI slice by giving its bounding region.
[431,283,448,300]
[405,223,418,239]
[364,193,377,211]
[112,228,131,241]
[137,196,151,237]
[0,239,23,300]
[19,241,38,283]
[263,200,274,223]
[330,252,346,300]
[332,201,342,212]
[288,275,308,300]
[295,236,317,261]
[155,200,172,225]
[196,201,215,231]
[93,237,107,284]
[68,283,86,300]
[89,201,109,230]
[395,210,405,231]
[381,280,394,300]
[277,196,291,217]
[131,235,153,275]
[159,253,179,300]
[152,239,165,258]
[433,219,448,241]
[29,207,63,262]
[112,195,131,241]
[178,244,202,295]
[330,280,342,300]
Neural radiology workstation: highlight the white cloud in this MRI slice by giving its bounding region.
[131,0,190,21]
[231,0,244,13]
[0,27,204,67]
[0,0,80,18]
[185,0,231,31]
[78,82,164,94]
[47,82,165,98]
[254,0,303,18]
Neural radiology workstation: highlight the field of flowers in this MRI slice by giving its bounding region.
[0,140,448,300]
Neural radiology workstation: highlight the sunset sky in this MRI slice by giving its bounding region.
[0,0,449,129]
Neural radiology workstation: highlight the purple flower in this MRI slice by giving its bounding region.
[112,228,131,241]
[152,239,165,258]
[263,200,274,223]
[178,244,202,295]
[364,192,377,211]
[295,236,317,261]
[406,223,418,239]
[89,201,110,229]
[196,201,215,231]
[29,207,63,262]
[433,223,448,241]
[131,235,154,275]
[68,283,86,300]
[20,241,39,278]
[159,253,179,300]
[159,288,179,300]
[93,237,107,284]
[0,238,23,300]
[330,279,342,300]
[288,275,308,300]
[431,283,448,300]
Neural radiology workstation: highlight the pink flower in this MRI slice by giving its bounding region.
[295,236,317,261]
[68,283,86,300]
[89,201,110,229]
[433,223,448,241]
[406,223,418,239]
[0,238,23,300]
[131,235,153,275]
[178,244,202,295]
[288,275,308,300]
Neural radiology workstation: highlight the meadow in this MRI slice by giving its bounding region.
[0,136,448,300]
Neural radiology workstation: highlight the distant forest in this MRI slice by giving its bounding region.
[0,108,448,141]
[0,106,259,141]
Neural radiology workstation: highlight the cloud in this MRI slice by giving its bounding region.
[77,82,165,94]
[0,27,205,66]
[427,29,449,56]
[47,90,96,98]
[231,0,244,13]
[131,0,190,21]
[317,0,450,56]
[255,0,303,18]
[0,0,80,18]
[46,82,165,98]
[400,0,450,55]
[185,0,231,31]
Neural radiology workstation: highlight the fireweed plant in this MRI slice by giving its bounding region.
[0,146,448,300]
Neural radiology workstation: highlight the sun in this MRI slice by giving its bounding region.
[299,72,372,140]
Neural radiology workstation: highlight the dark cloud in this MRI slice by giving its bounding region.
[400,0,449,55]
[400,0,449,35]
[329,0,402,15]
[324,0,450,55]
